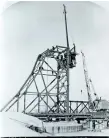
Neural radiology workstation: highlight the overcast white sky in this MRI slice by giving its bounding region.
[0,1,109,109]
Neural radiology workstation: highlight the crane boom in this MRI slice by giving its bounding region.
[89,79,99,101]
[81,51,94,110]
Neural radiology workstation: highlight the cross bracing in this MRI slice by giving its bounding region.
[0,45,77,114]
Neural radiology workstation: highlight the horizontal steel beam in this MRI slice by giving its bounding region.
[28,113,91,117]
[69,100,89,103]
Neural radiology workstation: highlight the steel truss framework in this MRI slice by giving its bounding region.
[48,100,90,114]
[0,45,78,115]
[0,5,89,119]
[1,5,107,126]
[0,5,94,120]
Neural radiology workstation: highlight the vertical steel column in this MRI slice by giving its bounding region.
[63,4,70,114]
[17,93,20,112]
[33,77,40,113]
[24,92,26,113]
[57,58,60,113]
[76,102,78,113]
[70,101,71,113]
[38,93,40,113]
[40,70,48,114]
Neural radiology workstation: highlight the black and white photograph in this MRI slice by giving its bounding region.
[0,0,109,137]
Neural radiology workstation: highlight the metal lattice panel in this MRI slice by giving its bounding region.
[0,45,77,114]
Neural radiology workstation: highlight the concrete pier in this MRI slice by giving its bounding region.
[45,121,83,134]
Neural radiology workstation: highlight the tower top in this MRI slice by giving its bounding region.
[63,4,67,14]
[63,4,69,49]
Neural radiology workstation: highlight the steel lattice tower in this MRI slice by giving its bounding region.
[0,5,77,116]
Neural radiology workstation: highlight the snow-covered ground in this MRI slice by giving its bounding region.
[0,112,51,137]
[54,128,109,136]
[44,120,109,136]
[1,112,109,137]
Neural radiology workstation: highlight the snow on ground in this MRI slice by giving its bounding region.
[2,112,43,127]
[0,112,51,137]
[54,128,109,136]
[1,112,109,137]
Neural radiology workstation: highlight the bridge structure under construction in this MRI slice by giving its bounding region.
[1,5,109,130]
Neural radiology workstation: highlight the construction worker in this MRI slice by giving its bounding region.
[61,55,63,61]
[52,46,55,50]
[58,126,60,133]
[71,52,76,67]
[63,59,67,67]
[107,121,108,127]
[92,120,95,130]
